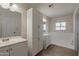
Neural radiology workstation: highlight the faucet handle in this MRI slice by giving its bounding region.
[2,38,9,42]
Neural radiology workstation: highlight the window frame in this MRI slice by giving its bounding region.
[56,21,66,31]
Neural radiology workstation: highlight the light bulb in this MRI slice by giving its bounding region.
[0,3,10,9]
[43,18,47,22]
[9,4,18,12]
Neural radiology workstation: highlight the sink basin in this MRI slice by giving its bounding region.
[2,38,9,42]
[0,36,27,48]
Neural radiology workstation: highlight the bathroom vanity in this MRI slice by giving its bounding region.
[0,6,28,56]
[0,36,28,56]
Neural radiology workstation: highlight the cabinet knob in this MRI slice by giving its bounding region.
[6,50,9,52]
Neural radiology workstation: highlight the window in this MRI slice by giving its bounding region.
[43,23,46,31]
[56,22,66,30]
[43,18,47,34]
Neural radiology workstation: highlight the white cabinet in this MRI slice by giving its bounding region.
[43,35,50,49]
[38,13,43,52]
[10,42,28,56]
[0,41,28,56]
[10,45,27,56]
[27,8,43,56]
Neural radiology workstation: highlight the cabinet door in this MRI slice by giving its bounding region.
[0,47,10,56]
[32,9,39,55]
[32,9,43,55]
[44,36,50,49]
[10,42,28,56]
[38,12,43,51]
[77,15,79,50]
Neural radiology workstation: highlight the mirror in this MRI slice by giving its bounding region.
[0,5,21,38]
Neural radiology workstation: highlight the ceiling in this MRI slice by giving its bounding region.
[27,3,78,18]
[0,3,78,18]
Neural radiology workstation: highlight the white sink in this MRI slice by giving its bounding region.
[2,38,9,42]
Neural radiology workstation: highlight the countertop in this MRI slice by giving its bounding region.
[0,36,27,48]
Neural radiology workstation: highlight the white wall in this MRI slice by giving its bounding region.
[21,11,27,38]
[77,14,79,49]
[48,15,75,50]
[17,3,31,39]
[49,15,73,32]
[72,7,78,51]
[76,13,79,50]
[0,15,2,37]
[49,32,74,49]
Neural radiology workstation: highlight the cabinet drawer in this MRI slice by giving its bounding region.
[0,47,9,56]
[10,41,27,47]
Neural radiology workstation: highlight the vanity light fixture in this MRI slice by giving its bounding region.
[0,3,10,9]
[9,3,19,12]
[0,3,19,12]
[43,18,47,22]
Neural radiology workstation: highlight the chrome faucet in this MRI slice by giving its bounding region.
[2,38,9,42]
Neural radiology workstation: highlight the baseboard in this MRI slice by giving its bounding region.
[47,44,55,49]
[48,44,78,52]
[35,48,44,56]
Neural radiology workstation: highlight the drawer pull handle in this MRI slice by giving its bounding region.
[6,50,9,52]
